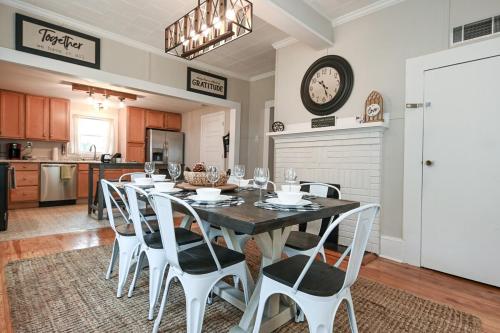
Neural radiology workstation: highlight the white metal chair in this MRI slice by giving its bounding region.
[125,185,204,320]
[150,192,250,333]
[101,179,149,298]
[283,183,341,262]
[118,172,147,183]
[253,204,380,333]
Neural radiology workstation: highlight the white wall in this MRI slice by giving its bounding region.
[274,0,500,239]
[247,75,275,176]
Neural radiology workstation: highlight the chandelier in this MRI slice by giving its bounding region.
[165,0,253,60]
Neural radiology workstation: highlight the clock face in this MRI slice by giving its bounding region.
[308,67,341,105]
[300,55,354,116]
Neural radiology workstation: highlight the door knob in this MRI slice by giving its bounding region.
[425,160,433,166]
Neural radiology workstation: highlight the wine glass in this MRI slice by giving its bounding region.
[206,165,220,188]
[168,162,181,183]
[144,162,155,178]
[253,167,269,203]
[284,167,297,185]
[234,164,245,191]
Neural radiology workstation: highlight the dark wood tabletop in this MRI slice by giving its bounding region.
[172,190,360,235]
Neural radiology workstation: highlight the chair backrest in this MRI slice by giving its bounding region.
[101,179,131,234]
[300,182,341,200]
[119,172,146,183]
[124,185,156,248]
[292,204,380,293]
[149,192,220,272]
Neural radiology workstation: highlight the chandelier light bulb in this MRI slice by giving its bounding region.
[180,36,185,42]
[190,30,195,38]
[201,23,207,31]
[103,95,110,110]
[118,98,125,109]
[183,39,189,46]
[226,9,236,21]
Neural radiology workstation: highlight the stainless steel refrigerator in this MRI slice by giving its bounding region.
[146,129,184,164]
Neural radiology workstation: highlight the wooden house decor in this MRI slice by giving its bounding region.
[364,90,384,122]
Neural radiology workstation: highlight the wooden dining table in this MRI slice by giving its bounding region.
[166,188,360,333]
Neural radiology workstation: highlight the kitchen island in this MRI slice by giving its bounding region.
[88,162,165,220]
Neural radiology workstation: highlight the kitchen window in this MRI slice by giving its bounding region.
[73,115,115,154]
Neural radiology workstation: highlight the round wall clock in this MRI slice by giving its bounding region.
[272,121,285,132]
[300,55,354,116]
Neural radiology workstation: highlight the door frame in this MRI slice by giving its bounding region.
[262,100,274,174]
[0,46,241,169]
[404,37,500,266]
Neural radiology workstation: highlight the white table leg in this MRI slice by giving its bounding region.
[230,226,293,333]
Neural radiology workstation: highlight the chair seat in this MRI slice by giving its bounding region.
[143,228,204,249]
[115,220,160,236]
[263,255,345,297]
[178,243,245,275]
[285,231,322,251]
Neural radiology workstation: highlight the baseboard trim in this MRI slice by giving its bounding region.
[380,235,404,263]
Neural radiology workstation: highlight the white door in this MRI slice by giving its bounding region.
[200,112,225,170]
[421,56,500,287]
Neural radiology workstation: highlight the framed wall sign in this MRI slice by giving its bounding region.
[15,13,100,69]
[187,67,227,99]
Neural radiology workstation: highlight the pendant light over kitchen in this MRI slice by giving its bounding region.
[165,0,253,60]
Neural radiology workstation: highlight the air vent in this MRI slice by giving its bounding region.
[494,15,500,33]
[452,15,500,45]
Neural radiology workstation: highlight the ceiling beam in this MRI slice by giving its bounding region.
[252,0,334,49]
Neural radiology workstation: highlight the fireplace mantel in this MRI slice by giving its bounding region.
[266,117,389,138]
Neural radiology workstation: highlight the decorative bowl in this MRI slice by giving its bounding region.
[183,171,229,187]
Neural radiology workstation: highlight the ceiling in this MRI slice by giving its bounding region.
[302,0,382,20]
[18,0,288,78]
[0,61,207,113]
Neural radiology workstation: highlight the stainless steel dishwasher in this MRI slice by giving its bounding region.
[40,163,77,206]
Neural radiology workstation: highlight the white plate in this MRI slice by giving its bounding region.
[266,198,311,207]
[187,194,232,202]
[148,188,183,194]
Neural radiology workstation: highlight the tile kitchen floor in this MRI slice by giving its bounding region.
[0,204,109,242]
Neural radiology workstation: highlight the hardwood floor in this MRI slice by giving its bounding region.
[1,228,499,333]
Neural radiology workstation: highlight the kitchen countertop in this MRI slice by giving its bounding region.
[0,159,101,164]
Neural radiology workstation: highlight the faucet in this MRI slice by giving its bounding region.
[89,144,97,160]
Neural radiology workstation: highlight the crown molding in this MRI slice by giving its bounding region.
[0,0,252,81]
[249,71,275,82]
[331,0,406,27]
[272,37,298,50]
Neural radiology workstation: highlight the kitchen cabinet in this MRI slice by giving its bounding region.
[0,91,25,139]
[127,143,145,163]
[9,162,39,205]
[165,113,182,131]
[26,95,50,140]
[145,110,165,129]
[127,107,145,143]
[77,164,98,199]
[49,98,70,141]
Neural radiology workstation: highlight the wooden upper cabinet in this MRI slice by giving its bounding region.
[26,95,50,140]
[49,98,70,141]
[127,107,145,143]
[0,91,25,139]
[126,143,145,163]
[145,110,165,129]
[165,113,182,131]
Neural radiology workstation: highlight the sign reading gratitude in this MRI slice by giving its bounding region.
[187,67,227,99]
[15,14,100,69]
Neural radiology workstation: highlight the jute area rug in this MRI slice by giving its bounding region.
[5,243,482,332]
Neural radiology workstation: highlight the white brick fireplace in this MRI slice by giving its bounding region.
[268,120,388,253]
